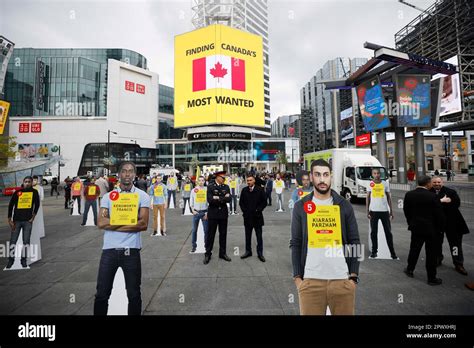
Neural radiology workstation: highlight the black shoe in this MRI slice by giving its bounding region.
[6,258,14,269]
[428,278,442,286]
[455,265,468,276]
[80,223,86,226]
[240,252,252,259]
[391,254,399,260]
[21,259,28,268]
[161,231,167,236]
[404,268,414,278]
[219,254,231,262]
[203,255,211,264]
[152,231,158,236]
[189,248,196,253]
[369,252,378,259]
[258,255,266,262]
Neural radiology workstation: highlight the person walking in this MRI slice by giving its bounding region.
[430,176,469,275]
[64,177,72,209]
[50,177,59,197]
[81,177,101,226]
[264,174,273,206]
[6,176,40,269]
[403,175,445,285]
[148,175,168,236]
[366,168,398,259]
[239,174,267,262]
[290,159,361,315]
[95,174,110,205]
[204,171,232,264]
[189,176,208,253]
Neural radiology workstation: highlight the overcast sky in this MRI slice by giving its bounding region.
[1,0,435,121]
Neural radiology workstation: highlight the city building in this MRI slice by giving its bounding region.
[191,0,271,136]
[300,57,368,153]
[3,48,159,181]
[271,114,300,138]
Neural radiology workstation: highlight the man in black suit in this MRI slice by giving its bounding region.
[239,174,268,262]
[204,171,232,264]
[403,175,445,285]
[430,176,469,275]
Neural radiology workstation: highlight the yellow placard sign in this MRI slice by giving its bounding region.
[110,193,139,226]
[0,100,10,135]
[307,205,342,249]
[275,180,283,188]
[184,184,191,191]
[174,24,264,128]
[73,183,81,191]
[17,192,33,209]
[298,191,311,199]
[154,185,164,197]
[196,189,207,203]
[168,177,176,185]
[88,186,97,196]
[371,183,385,198]
[230,180,237,189]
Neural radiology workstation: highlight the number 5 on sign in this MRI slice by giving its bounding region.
[304,201,316,214]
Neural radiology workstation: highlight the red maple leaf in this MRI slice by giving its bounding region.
[210,61,227,81]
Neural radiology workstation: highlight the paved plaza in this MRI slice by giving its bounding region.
[1,187,473,315]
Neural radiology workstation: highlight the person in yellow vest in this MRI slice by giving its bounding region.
[181,176,193,215]
[229,174,239,215]
[71,177,83,215]
[149,175,168,236]
[81,177,101,226]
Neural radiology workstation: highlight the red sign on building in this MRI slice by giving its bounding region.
[19,123,30,133]
[356,133,371,147]
[136,84,145,94]
[31,122,42,133]
[125,80,135,92]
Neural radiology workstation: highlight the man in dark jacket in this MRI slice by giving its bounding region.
[264,174,273,206]
[6,176,41,269]
[403,175,445,285]
[239,174,267,262]
[290,159,361,315]
[430,176,469,275]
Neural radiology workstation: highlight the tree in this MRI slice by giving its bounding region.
[275,151,288,172]
[0,136,17,168]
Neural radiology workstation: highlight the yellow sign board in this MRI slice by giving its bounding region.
[174,24,264,128]
[154,185,164,197]
[110,193,139,226]
[307,205,342,249]
[88,186,97,196]
[0,100,10,135]
[196,189,207,203]
[17,192,33,209]
[371,183,385,198]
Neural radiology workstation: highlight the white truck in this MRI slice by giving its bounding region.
[304,148,388,202]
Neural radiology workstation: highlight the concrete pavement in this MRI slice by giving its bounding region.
[0,187,473,315]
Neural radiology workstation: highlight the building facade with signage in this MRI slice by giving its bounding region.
[4,48,159,180]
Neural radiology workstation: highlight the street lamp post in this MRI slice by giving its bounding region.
[107,130,117,175]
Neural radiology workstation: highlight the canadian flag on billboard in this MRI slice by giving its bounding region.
[193,55,245,92]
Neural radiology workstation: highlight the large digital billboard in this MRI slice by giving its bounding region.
[356,77,391,132]
[174,24,264,128]
[253,141,285,161]
[395,75,431,127]
[432,55,463,118]
[340,107,354,142]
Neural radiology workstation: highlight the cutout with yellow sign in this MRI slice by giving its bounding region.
[17,192,33,209]
[73,183,81,191]
[110,193,139,226]
[184,184,191,191]
[307,205,342,249]
[88,186,97,196]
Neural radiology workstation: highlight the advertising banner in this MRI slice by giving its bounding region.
[340,107,354,142]
[0,100,10,135]
[253,141,285,161]
[432,56,463,118]
[395,75,431,127]
[356,77,391,132]
[174,24,264,128]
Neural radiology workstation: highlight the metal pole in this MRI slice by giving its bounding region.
[376,131,388,168]
[107,130,110,175]
[58,145,61,182]
[448,131,453,171]
[414,129,425,178]
[394,126,407,184]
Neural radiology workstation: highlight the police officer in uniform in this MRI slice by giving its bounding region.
[204,171,232,264]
